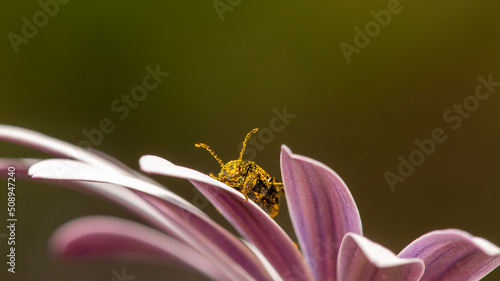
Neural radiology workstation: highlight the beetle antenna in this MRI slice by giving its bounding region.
[239,128,258,161]
[195,143,224,167]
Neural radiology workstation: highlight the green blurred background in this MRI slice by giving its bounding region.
[1,0,500,280]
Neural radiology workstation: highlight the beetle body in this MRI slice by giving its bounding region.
[195,128,284,217]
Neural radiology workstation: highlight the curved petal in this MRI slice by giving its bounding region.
[398,229,500,281]
[139,155,315,281]
[0,125,127,174]
[29,158,203,215]
[243,240,284,281]
[280,145,362,281]
[0,158,41,174]
[338,233,424,281]
[29,159,271,281]
[2,158,170,234]
[1,127,272,279]
[51,216,231,281]
[6,158,181,240]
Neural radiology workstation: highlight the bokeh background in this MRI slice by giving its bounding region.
[1,0,500,280]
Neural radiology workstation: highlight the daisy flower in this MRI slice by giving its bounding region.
[1,124,499,281]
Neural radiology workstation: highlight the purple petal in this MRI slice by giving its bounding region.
[398,229,500,281]
[243,240,283,281]
[0,158,41,174]
[29,159,203,215]
[140,155,315,281]
[2,159,158,227]
[338,233,424,281]
[29,159,272,281]
[280,145,362,281]
[51,216,231,281]
[1,127,271,279]
[0,125,127,174]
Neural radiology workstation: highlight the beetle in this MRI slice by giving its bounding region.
[195,128,284,217]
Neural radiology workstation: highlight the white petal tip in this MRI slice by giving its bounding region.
[139,155,175,172]
[472,237,500,256]
[280,145,293,155]
[346,233,423,267]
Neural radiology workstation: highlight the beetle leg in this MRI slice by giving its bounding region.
[271,178,285,196]
[208,173,218,180]
[240,177,256,202]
